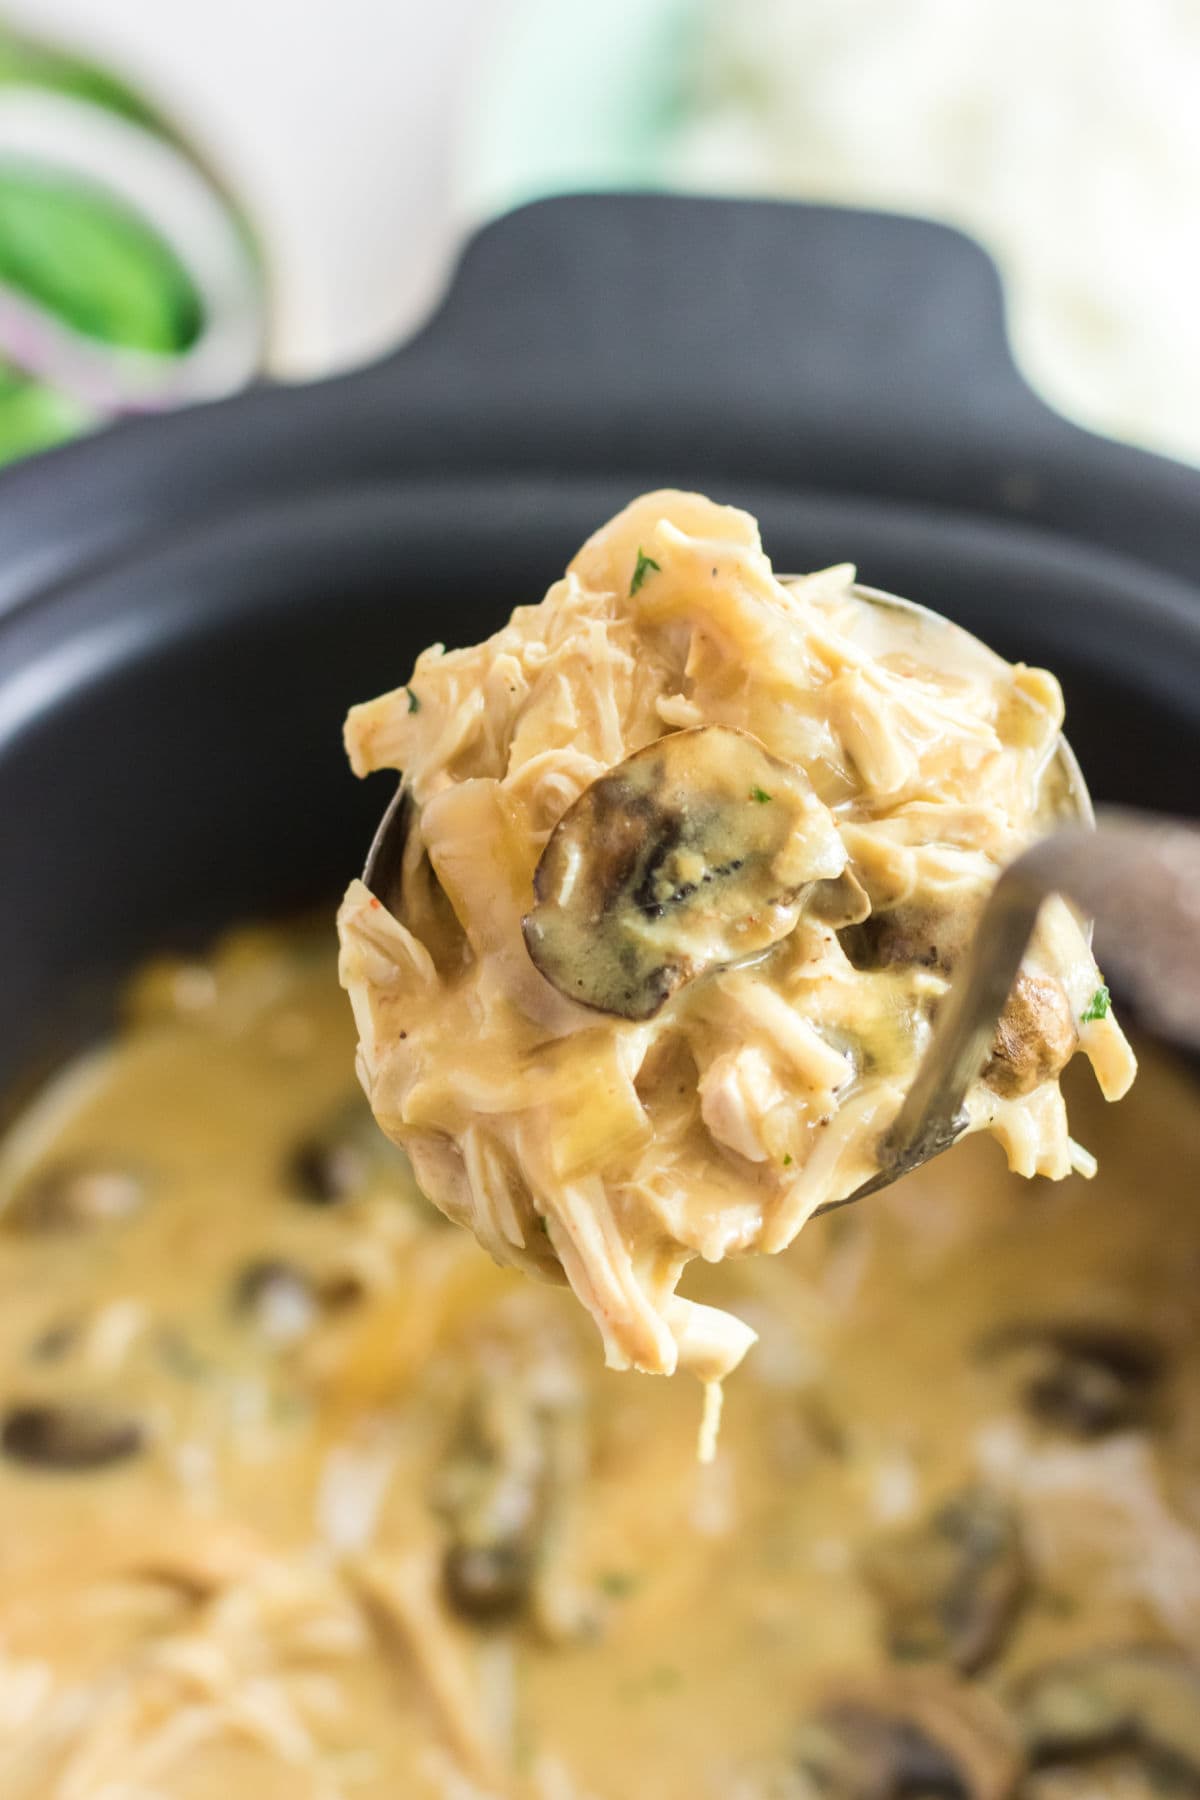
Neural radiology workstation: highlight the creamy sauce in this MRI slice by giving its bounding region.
[0,923,1196,1797]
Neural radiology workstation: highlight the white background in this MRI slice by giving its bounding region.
[6,0,510,375]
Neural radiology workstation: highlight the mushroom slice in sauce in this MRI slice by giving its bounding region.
[5,1160,144,1232]
[1020,1761,1197,1798]
[983,973,1077,1100]
[1010,1648,1200,1785]
[1,1400,145,1471]
[231,1259,320,1344]
[435,1371,586,1632]
[861,1487,1027,1675]
[287,1094,427,1208]
[523,726,848,1020]
[793,1672,1020,1800]
[840,900,973,977]
[979,1322,1164,1439]
[808,864,873,931]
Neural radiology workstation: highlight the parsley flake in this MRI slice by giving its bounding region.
[750,786,773,804]
[630,547,661,595]
[621,1664,682,1701]
[782,1153,793,1167]
[1081,984,1111,1023]
[598,1570,640,1598]
[407,688,420,714]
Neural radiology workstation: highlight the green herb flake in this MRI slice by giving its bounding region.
[749,785,773,804]
[1081,984,1111,1024]
[621,1664,683,1701]
[598,1569,640,1599]
[407,688,420,714]
[156,1330,220,1382]
[782,1153,793,1167]
[629,547,661,596]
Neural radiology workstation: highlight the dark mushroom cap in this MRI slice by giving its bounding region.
[286,1094,421,1207]
[1,1401,145,1472]
[523,726,847,1020]
[794,1671,1021,1800]
[231,1259,319,1343]
[435,1377,548,1625]
[978,1322,1165,1439]
[984,974,1077,1100]
[1010,1648,1200,1785]
[1019,1758,1197,1797]
[840,900,974,977]
[442,1540,533,1623]
[6,1161,144,1232]
[862,1487,1027,1675]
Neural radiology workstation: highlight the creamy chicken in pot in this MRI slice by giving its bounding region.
[339,491,1135,1389]
[0,926,1195,1800]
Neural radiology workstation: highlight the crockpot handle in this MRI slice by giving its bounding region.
[2,193,1198,617]
[380,192,1047,492]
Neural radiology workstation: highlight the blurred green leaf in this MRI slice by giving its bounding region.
[0,165,204,353]
[0,357,92,464]
[0,26,167,132]
[0,25,262,284]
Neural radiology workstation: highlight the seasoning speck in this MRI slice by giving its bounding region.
[1081,984,1111,1023]
[407,688,420,714]
[750,786,773,804]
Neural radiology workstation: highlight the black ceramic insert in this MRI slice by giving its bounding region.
[0,195,1198,1098]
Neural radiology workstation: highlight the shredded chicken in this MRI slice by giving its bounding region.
[339,491,1134,1386]
[352,1549,504,1789]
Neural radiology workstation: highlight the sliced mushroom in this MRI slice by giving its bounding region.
[793,1672,1021,1800]
[287,1094,423,1207]
[809,865,873,930]
[523,726,848,1020]
[436,1376,548,1623]
[862,1488,1027,1675]
[978,1322,1164,1439]
[1010,1649,1200,1787]
[840,900,973,977]
[435,1371,589,1636]
[287,1105,375,1204]
[439,1386,543,1621]
[5,1160,144,1232]
[1,1400,145,1471]
[983,973,1077,1100]
[1020,1759,1197,1798]
[231,1259,320,1344]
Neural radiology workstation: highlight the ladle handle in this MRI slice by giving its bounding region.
[880,809,1200,1189]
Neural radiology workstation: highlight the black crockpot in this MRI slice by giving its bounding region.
[1,195,1198,1099]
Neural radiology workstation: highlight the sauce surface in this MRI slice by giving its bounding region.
[0,923,1197,1799]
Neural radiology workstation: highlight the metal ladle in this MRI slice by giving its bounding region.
[838,806,1200,1206]
[363,585,1200,1206]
